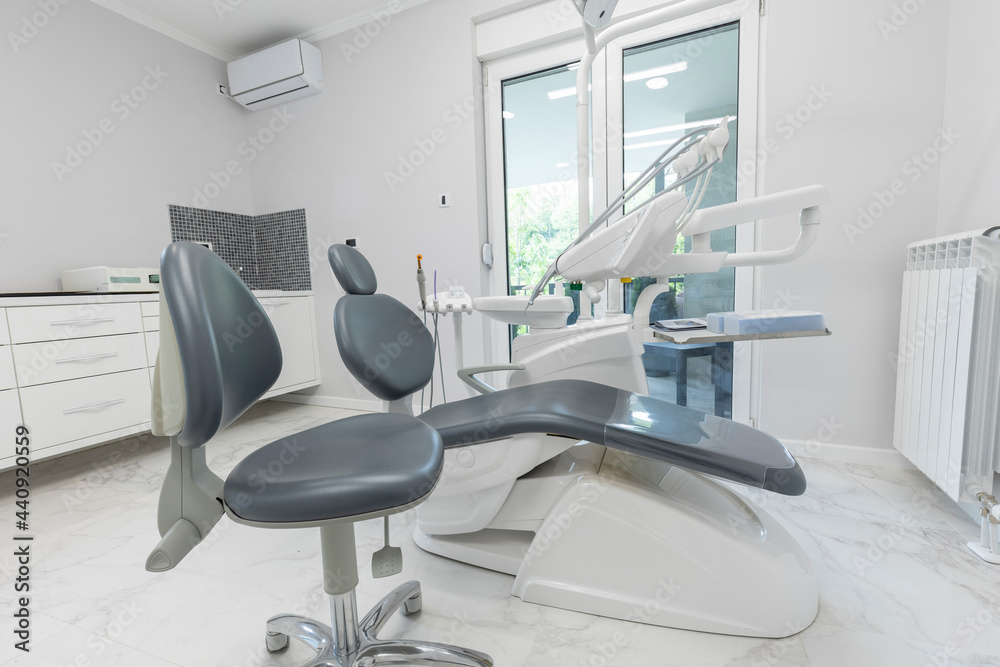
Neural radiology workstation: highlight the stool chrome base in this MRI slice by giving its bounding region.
[265,580,493,666]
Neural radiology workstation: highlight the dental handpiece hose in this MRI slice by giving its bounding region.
[416,254,427,309]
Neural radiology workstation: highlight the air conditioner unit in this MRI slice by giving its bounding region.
[227,39,323,110]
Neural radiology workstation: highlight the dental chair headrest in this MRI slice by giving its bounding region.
[328,244,377,295]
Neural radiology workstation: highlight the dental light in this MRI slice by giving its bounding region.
[573,0,620,28]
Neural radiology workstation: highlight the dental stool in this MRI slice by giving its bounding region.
[145,242,493,667]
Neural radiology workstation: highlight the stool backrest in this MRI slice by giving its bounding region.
[154,242,282,448]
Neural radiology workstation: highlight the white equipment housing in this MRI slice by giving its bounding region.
[61,266,160,293]
[414,183,829,637]
[227,39,323,110]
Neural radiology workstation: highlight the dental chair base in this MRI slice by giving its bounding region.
[416,448,817,639]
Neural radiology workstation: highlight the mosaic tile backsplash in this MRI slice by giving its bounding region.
[168,205,311,291]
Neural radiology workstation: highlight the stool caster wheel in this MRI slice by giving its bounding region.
[403,592,422,615]
[266,631,289,653]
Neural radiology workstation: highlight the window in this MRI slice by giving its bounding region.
[483,2,759,423]
[500,64,588,339]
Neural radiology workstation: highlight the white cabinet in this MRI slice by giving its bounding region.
[144,331,159,368]
[259,296,320,395]
[0,345,15,390]
[0,292,319,472]
[19,369,152,452]
[7,303,142,343]
[12,333,148,387]
[0,389,20,449]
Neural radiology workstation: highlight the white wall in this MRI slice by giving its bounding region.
[755,0,951,448]
[247,0,507,407]
[0,0,254,292]
[937,0,1000,237]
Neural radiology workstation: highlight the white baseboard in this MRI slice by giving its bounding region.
[271,393,380,413]
[780,439,916,469]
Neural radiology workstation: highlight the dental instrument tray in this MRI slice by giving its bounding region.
[652,326,832,346]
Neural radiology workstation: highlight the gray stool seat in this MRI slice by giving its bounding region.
[224,413,444,525]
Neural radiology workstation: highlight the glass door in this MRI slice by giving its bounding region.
[483,2,759,422]
[500,64,587,342]
[620,23,740,417]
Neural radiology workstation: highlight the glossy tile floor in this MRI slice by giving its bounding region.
[2,401,999,666]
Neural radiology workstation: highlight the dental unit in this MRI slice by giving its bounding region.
[348,0,831,639]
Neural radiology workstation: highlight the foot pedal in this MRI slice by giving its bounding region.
[372,517,403,578]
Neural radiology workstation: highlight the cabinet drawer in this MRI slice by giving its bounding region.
[140,301,159,317]
[145,331,159,368]
[12,333,148,387]
[260,297,317,391]
[0,309,9,345]
[20,369,151,450]
[0,347,14,391]
[7,303,142,343]
[0,389,21,438]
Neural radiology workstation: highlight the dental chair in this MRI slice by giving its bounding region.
[329,244,819,639]
[145,241,493,667]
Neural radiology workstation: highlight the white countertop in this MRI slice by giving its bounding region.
[0,290,313,307]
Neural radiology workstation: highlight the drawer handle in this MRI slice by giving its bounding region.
[63,398,126,415]
[55,352,119,364]
[266,300,292,307]
[50,317,116,327]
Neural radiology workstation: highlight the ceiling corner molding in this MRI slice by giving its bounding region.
[88,0,237,61]
[294,0,433,45]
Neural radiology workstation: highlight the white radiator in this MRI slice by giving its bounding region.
[893,228,1000,502]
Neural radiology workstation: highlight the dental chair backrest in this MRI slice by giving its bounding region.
[328,244,435,404]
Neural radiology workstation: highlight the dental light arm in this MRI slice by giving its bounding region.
[553,184,831,304]
[528,122,726,306]
[685,184,831,267]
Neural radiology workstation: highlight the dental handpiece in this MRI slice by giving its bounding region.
[416,254,427,309]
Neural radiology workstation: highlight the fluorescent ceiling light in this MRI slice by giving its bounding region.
[624,116,735,141]
[547,84,591,100]
[503,110,515,119]
[623,61,687,82]
[645,77,669,90]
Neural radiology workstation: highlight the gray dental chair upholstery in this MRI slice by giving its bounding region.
[146,242,493,667]
[329,244,806,496]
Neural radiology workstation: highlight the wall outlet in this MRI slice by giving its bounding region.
[439,193,451,208]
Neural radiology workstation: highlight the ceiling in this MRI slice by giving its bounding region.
[89,0,432,61]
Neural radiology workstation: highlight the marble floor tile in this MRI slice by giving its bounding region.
[1,400,999,666]
[802,623,1000,667]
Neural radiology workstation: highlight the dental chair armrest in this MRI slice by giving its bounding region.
[457,364,526,395]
